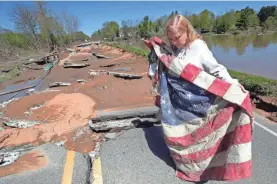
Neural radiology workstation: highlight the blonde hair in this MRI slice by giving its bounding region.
[165,14,202,47]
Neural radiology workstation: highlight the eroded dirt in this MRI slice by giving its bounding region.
[0,43,156,177]
[0,93,96,149]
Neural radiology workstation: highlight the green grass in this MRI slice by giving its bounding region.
[103,42,277,97]
[229,70,277,97]
[0,32,31,49]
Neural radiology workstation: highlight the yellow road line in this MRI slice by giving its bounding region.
[92,157,103,184]
[61,151,75,184]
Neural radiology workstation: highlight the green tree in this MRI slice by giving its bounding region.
[199,9,215,31]
[236,7,260,30]
[101,21,119,41]
[189,14,200,29]
[258,6,277,23]
[264,16,277,30]
[138,16,153,39]
[213,11,238,33]
[71,31,89,41]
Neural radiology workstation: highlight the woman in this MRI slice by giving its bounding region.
[147,14,253,183]
[165,15,245,90]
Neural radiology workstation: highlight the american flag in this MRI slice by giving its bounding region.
[145,37,254,182]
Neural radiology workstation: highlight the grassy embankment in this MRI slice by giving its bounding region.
[104,42,277,98]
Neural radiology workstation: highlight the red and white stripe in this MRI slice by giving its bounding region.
[162,105,252,181]
[152,44,253,117]
[151,43,254,182]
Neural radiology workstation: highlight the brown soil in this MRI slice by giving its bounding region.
[0,150,48,177]
[0,43,156,177]
[0,93,96,149]
[0,44,154,159]
[252,95,277,122]
[3,91,61,119]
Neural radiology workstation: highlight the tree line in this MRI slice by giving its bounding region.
[92,6,277,41]
[0,1,90,51]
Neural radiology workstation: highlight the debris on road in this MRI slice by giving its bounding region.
[63,62,90,68]
[0,152,21,167]
[77,41,100,48]
[0,85,36,96]
[49,82,71,88]
[100,64,117,68]
[104,132,120,140]
[55,141,65,147]
[0,150,48,177]
[89,70,101,78]
[89,117,158,132]
[109,71,142,79]
[93,53,113,59]
[89,69,143,80]
[59,52,92,66]
[24,103,44,116]
[89,142,101,160]
[0,144,36,168]
[0,41,156,178]
[90,106,159,123]
[3,119,46,128]
[23,51,59,65]
[77,79,85,83]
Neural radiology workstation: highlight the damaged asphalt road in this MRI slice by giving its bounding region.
[0,143,93,184]
[1,113,277,184]
[99,113,277,184]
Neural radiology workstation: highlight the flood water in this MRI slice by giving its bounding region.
[128,33,277,80]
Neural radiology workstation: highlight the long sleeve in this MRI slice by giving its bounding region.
[198,40,239,84]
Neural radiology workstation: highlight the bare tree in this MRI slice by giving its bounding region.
[35,1,67,51]
[61,11,79,40]
[10,4,39,48]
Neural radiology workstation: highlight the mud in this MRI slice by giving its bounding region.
[0,93,95,149]
[0,42,156,177]
[0,150,48,177]
[3,91,61,119]
[62,126,103,153]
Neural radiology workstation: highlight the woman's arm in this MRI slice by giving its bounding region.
[198,40,239,84]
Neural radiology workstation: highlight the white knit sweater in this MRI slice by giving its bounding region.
[149,39,239,84]
[174,39,239,84]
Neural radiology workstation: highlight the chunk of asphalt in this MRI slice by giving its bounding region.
[0,144,36,167]
[0,152,21,167]
[104,133,119,140]
[3,119,46,128]
[90,106,159,123]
